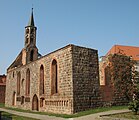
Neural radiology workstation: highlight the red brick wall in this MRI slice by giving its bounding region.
[100,85,113,102]
[0,75,6,103]
[0,85,6,103]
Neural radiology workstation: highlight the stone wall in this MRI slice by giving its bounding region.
[0,86,6,103]
[5,44,101,114]
[99,54,131,107]
[5,45,73,114]
[72,45,100,113]
[0,75,6,103]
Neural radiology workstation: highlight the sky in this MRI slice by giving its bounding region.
[0,0,139,74]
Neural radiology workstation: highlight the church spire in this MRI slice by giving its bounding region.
[24,8,38,64]
[28,8,35,26]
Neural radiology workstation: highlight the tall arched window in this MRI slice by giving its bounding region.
[30,38,33,44]
[40,65,44,95]
[12,91,16,106]
[26,69,30,95]
[51,59,58,95]
[30,50,34,61]
[17,72,21,96]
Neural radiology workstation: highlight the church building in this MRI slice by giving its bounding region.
[5,9,100,114]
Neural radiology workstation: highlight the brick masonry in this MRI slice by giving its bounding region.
[72,45,100,113]
[5,44,100,114]
[99,55,131,107]
[0,75,6,103]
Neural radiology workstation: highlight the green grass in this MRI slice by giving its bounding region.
[0,103,5,107]
[5,106,128,118]
[110,112,139,120]
[2,112,38,120]
[65,106,128,118]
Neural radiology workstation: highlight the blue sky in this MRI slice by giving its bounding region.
[0,0,139,74]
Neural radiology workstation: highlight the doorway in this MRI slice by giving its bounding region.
[32,94,39,111]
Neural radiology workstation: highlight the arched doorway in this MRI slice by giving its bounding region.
[32,94,38,111]
[12,91,16,106]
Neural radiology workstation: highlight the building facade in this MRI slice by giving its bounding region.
[99,45,139,105]
[5,9,100,114]
[0,75,6,103]
[100,45,139,86]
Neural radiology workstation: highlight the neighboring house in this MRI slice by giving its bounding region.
[99,45,139,105]
[5,9,100,114]
[0,75,6,103]
[100,45,139,86]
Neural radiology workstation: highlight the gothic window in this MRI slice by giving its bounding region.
[21,79,24,88]
[30,50,34,61]
[25,38,29,44]
[13,72,14,78]
[17,72,21,96]
[40,65,44,95]
[30,38,33,44]
[26,69,30,95]
[51,59,58,95]
[12,91,16,106]
[26,29,29,34]
[31,28,34,34]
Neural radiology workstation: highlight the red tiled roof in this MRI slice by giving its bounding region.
[106,45,139,60]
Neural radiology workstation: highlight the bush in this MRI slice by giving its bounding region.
[128,100,139,115]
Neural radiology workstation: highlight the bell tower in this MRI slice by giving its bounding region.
[23,8,38,65]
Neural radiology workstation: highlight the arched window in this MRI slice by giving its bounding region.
[26,69,30,95]
[40,65,44,95]
[30,38,33,44]
[25,38,29,44]
[13,72,14,78]
[21,79,24,87]
[51,59,58,95]
[26,28,29,34]
[30,50,34,61]
[31,28,34,34]
[17,72,21,96]
[12,91,16,106]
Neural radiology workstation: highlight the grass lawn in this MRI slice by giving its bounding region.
[4,106,128,118]
[0,103,38,120]
[1,112,38,120]
[110,112,139,120]
[0,103,5,107]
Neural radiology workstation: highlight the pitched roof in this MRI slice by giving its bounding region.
[106,45,139,60]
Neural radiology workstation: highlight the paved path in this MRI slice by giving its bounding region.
[0,108,65,120]
[72,109,130,120]
[0,108,130,120]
